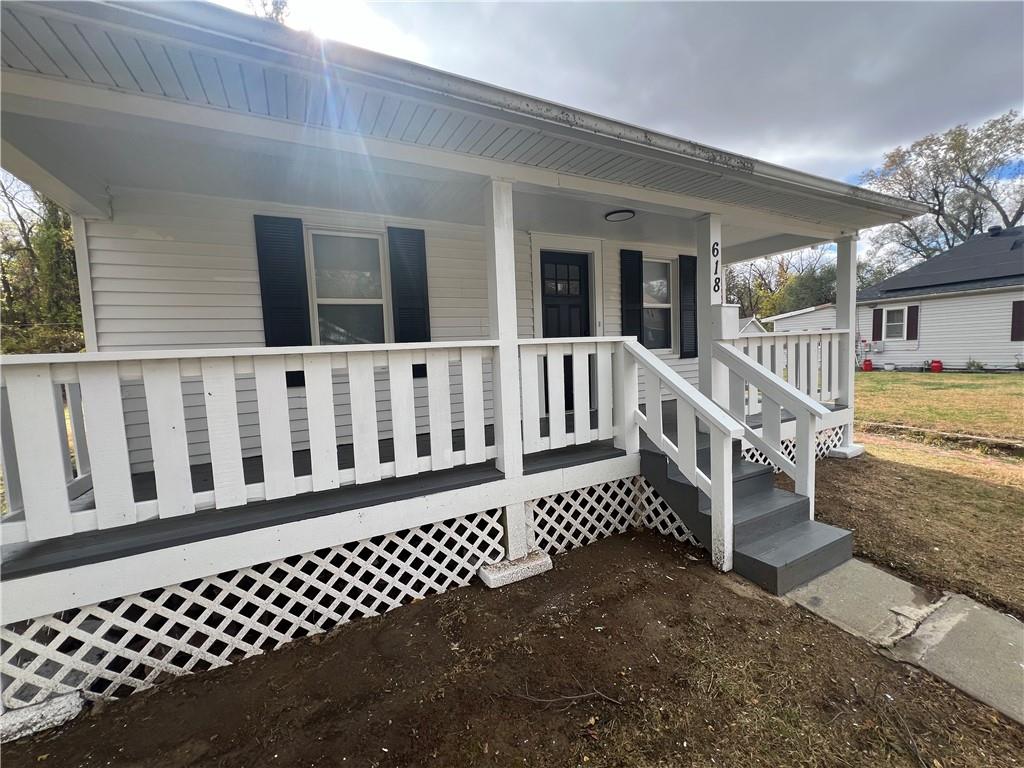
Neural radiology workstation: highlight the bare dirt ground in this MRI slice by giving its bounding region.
[6,533,1022,767]
[791,432,1024,619]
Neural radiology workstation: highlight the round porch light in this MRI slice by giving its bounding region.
[604,209,635,222]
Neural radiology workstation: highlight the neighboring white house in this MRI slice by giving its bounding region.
[0,0,923,734]
[766,226,1024,370]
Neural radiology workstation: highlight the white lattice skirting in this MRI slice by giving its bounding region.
[1,510,505,711]
[2,477,701,717]
[529,476,697,555]
[742,425,847,471]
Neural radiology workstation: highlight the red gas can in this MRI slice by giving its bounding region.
[862,359,873,372]
[930,360,943,373]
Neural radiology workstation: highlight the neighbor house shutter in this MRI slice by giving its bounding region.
[254,215,311,386]
[906,305,920,341]
[678,255,698,358]
[871,308,883,341]
[1012,300,1024,342]
[620,249,643,341]
[387,227,430,376]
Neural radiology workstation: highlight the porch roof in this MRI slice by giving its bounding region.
[1,1,923,236]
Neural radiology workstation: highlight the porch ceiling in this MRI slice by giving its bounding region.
[0,106,822,254]
[0,1,924,238]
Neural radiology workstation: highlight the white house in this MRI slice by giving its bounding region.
[0,0,924,733]
[766,226,1024,370]
[738,316,769,335]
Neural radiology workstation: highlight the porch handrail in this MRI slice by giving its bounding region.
[622,339,742,571]
[713,341,827,516]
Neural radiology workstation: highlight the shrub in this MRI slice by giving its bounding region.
[965,357,986,373]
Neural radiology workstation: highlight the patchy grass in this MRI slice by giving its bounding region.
[803,433,1024,618]
[5,533,1022,768]
[854,371,1024,440]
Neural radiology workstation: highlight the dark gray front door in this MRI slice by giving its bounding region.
[540,251,590,411]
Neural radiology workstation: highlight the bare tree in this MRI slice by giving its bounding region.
[861,110,1024,263]
[249,0,288,23]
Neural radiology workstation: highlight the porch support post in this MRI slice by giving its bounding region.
[479,177,552,587]
[830,233,864,458]
[696,214,730,407]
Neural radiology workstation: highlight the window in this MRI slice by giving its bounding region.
[542,261,582,297]
[309,231,389,345]
[642,259,672,349]
[883,307,905,340]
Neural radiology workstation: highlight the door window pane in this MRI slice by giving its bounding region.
[312,234,382,299]
[318,304,385,345]
[643,261,670,305]
[643,308,671,349]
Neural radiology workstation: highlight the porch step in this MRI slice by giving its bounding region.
[639,440,852,595]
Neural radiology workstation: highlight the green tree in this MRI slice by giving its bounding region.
[861,110,1024,264]
[0,172,84,354]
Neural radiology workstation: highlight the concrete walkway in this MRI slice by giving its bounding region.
[789,559,1024,724]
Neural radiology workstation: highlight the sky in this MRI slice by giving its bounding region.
[213,1,1024,184]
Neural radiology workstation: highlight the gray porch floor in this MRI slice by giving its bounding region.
[2,421,621,581]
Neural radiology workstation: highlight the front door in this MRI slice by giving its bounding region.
[540,251,590,411]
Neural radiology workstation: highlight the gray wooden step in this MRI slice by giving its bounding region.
[734,520,853,595]
[639,440,852,595]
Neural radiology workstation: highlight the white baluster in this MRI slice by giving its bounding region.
[426,349,454,470]
[348,352,381,484]
[6,365,73,539]
[571,342,591,445]
[546,344,567,449]
[303,353,340,491]
[142,359,195,517]
[520,345,544,453]
[79,363,136,526]
[461,347,486,464]
[596,342,614,440]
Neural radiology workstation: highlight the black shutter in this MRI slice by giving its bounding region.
[620,249,643,341]
[1012,300,1024,342]
[254,215,311,387]
[871,308,883,341]
[678,255,698,358]
[387,227,430,377]
[906,305,920,341]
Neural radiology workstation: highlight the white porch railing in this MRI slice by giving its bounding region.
[0,341,498,544]
[713,342,830,517]
[622,340,744,571]
[517,338,619,453]
[723,331,848,414]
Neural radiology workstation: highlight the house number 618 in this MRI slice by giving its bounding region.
[711,241,722,301]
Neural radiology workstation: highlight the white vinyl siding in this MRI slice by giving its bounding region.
[856,290,1024,370]
[770,307,838,333]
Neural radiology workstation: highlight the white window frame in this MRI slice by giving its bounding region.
[882,304,907,341]
[642,256,676,353]
[305,228,394,345]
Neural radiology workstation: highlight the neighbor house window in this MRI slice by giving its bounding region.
[883,307,905,340]
[309,231,390,345]
[642,259,672,349]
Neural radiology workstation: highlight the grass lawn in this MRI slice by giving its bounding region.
[5,533,1022,768]
[802,433,1024,618]
[854,371,1024,440]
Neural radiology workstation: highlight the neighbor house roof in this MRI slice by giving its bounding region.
[0,0,925,234]
[858,225,1024,301]
[762,304,835,323]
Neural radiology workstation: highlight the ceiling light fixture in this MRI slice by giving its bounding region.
[604,209,635,222]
